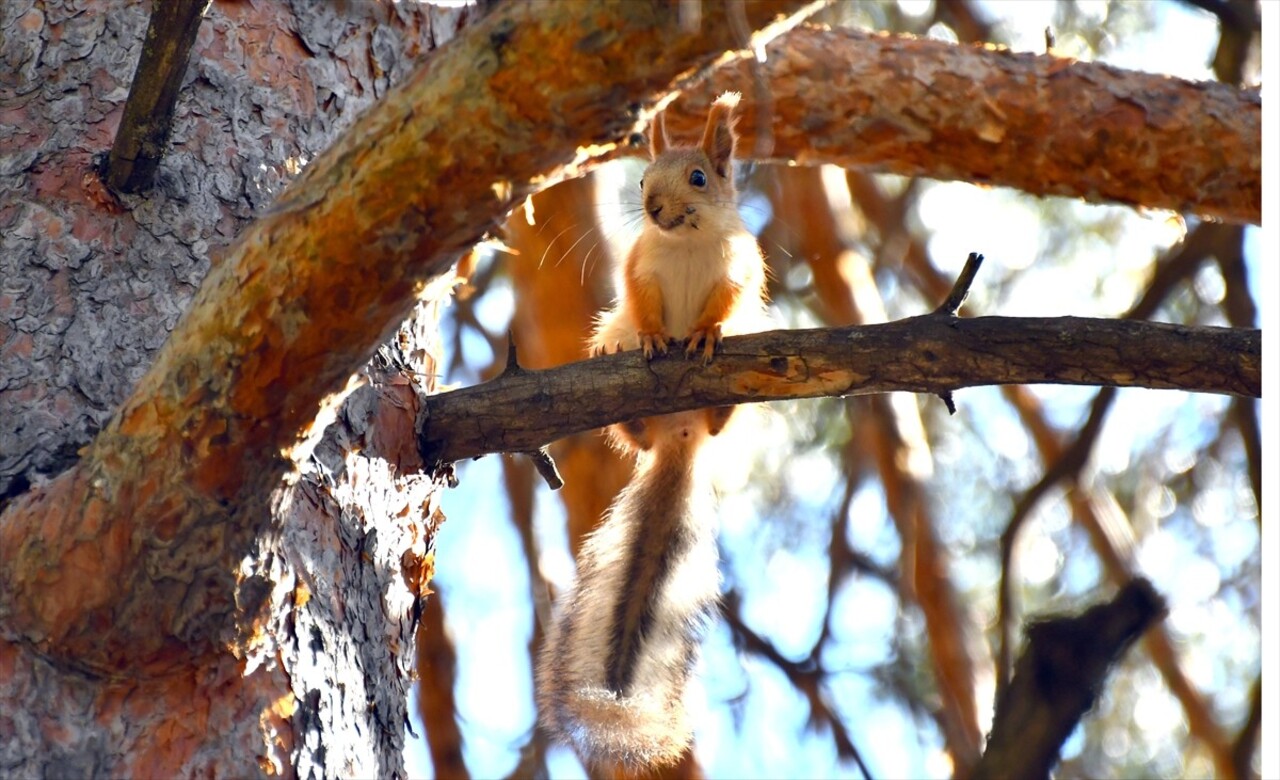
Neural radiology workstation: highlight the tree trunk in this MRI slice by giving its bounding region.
[0,0,471,773]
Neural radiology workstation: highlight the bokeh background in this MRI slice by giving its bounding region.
[407,2,1263,777]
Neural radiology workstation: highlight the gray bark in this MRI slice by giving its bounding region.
[1,1,470,774]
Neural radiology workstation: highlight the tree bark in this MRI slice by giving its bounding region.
[668,27,1262,224]
[0,0,824,775]
[0,0,821,672]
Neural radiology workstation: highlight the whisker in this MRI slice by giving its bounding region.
[538,223,587,269]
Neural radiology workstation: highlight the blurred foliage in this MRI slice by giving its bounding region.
[413,2,1261,778]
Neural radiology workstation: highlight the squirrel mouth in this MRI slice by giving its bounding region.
[653,215,688,231]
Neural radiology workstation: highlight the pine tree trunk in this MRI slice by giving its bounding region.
[0,1,472,773]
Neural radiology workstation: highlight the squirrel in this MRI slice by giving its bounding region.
[535,92,769,770]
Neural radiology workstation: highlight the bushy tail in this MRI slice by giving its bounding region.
[536,415,720,769]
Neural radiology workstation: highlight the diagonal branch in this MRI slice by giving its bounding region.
[104,0,210,193]
[418,316,1259,467]
[0,0,825,673]
[721,591,875,778]
[972,578,1166,780]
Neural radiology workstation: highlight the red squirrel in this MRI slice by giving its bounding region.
[536,92,769,769]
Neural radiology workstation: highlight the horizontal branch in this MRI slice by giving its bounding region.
[418,316,1259,465]
[669,27,1262,224]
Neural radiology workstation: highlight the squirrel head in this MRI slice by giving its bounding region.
[638,92,742,236]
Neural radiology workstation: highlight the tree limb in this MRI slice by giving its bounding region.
[418,316,1259,467]
[672,27,1262,224]
[971,578,1166,780]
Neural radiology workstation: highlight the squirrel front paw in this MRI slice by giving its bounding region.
[639,330,672,360]
[685,324,722,364]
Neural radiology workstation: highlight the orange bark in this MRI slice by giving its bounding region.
[0,0,822,673]
[670,27,1261,224]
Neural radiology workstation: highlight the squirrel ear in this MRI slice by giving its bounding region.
[649,112,669,159]
[701,92,740,178]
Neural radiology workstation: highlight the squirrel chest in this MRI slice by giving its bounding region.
[630,227,756,338]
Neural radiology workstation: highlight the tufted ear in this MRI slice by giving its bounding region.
[700,91,740,178]
[649,111,669,160]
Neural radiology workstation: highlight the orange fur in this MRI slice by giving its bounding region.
[539,92,770,770]
[623,244,671,359]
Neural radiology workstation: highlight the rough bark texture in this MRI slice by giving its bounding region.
[0,0,824,775]
[1,0,472,500]
[667,27,1262,224]
[3,9,469,774]
[1,0,820,665]
[419,316,1260,466]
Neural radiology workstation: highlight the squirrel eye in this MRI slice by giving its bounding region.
[689,169,707,187]
[638,177,645,191]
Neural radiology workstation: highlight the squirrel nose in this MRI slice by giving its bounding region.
[645,194,662,219]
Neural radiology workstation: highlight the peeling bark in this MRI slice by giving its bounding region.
[672,27,1262,224]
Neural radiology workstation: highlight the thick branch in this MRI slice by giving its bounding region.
[971,578,1166,780]
[419,316,1259,465]
[674,27,1261,224]
[0,0,823,672]
[104,0,209,193]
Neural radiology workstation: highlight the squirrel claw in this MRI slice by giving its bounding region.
[590,340,623,358]
[686,326,722,364]
[639,331,671,360]
[686,326,722,365]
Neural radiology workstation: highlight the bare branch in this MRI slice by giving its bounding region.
[972,578,1166,780]
[418,316,1260,467]
[104,0,209,192]
[933,252,985,317]
[721,591,875,778]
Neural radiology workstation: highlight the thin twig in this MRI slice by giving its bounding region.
[721,591,876,780]
[933,252,984,316]
[523,447,564,491]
